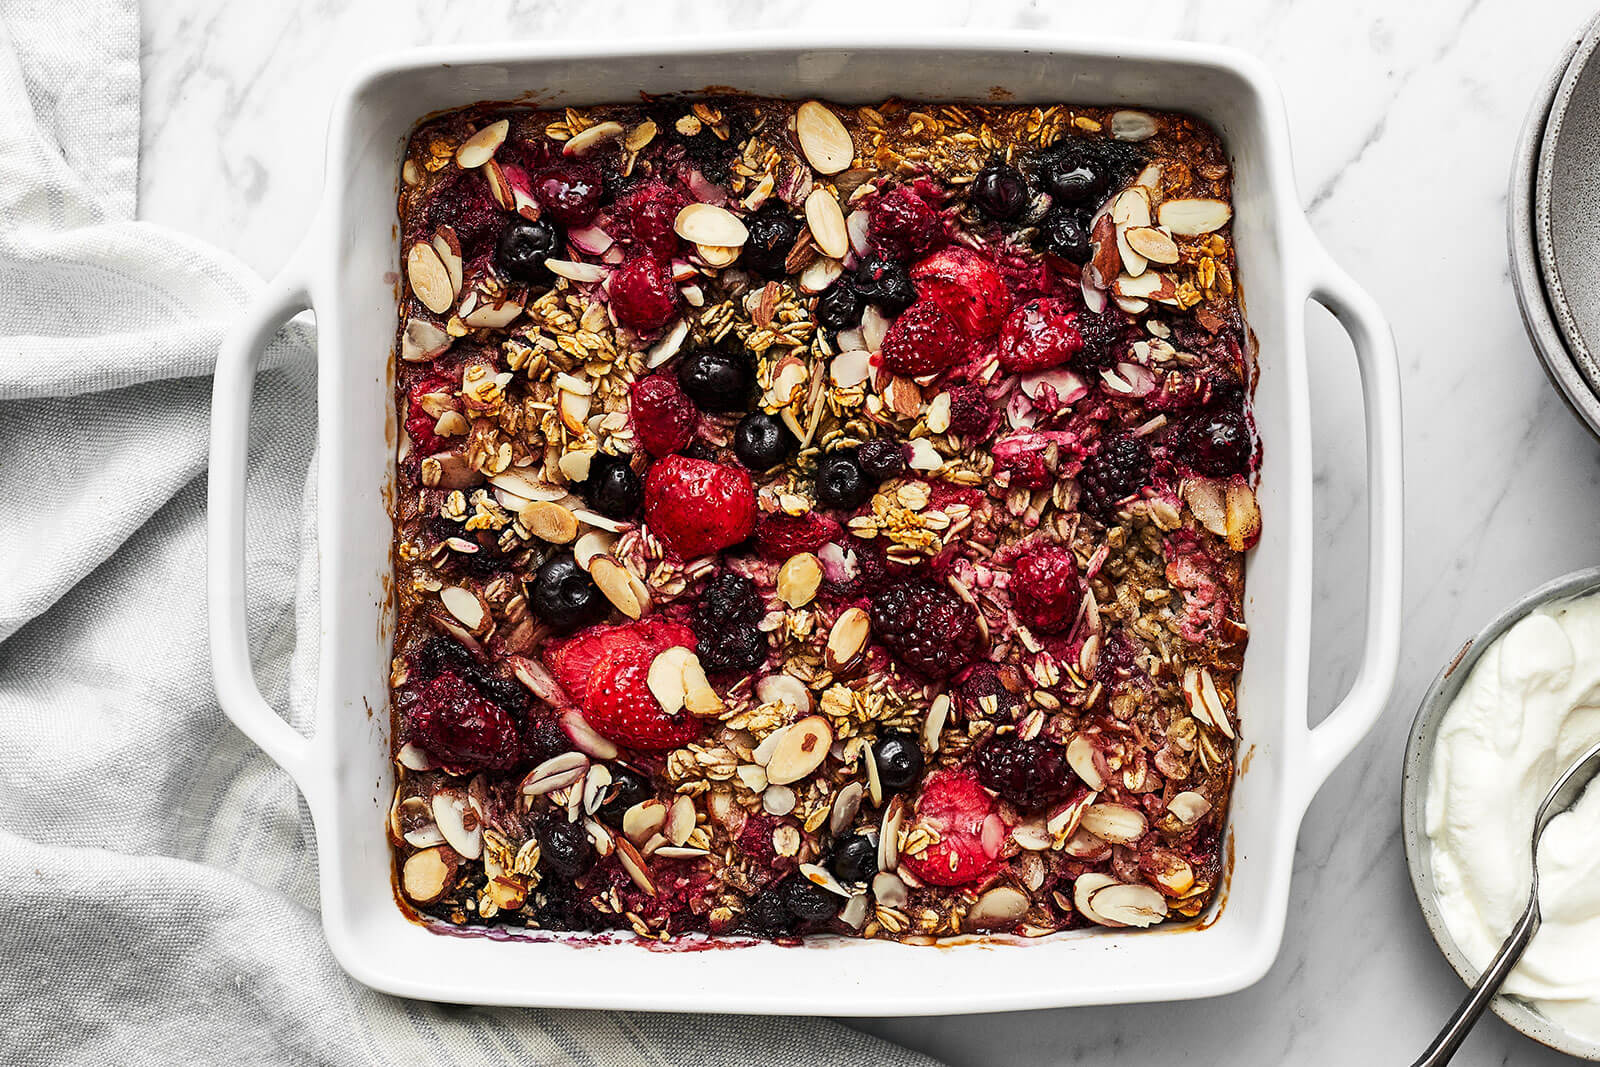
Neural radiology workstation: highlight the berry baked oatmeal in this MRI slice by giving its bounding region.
[387,96,1258,942]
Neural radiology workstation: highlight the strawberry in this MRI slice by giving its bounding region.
[754,511,842,561]
[543,617,697,706]
[643,454,757,559]
[584,643,701,749]
[910,247,1012,340]
[998,297,1084,374]
[899,767,1007,887]
[880,301,965,376]
[630,373,698,457]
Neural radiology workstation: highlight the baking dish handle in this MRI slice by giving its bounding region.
[1298,241,1405,808]
[207,269,321,793]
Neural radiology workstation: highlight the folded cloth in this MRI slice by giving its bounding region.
[0,3,939,1064]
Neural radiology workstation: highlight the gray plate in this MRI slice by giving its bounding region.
[1402,567,1600,1061]
[1536,12,1600,392]
[1511,29,1600,438]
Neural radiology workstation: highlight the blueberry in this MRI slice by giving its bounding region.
[816,450,869,510]
[1038,208,1092,264]
[853,259,916,315]
[741,202,801,278]
[780,875,840,923]
[741,889,792,936]
[529,553,609,633]
[733,411,794,471]
[1041,149,1108,207]
[856,438,906,482]
[676,347,754,412]
[494,218,562,282]
[537,816,595,877]
[972,162,1029,221]
[597,766,653,826]
[815,282,864,331]
[582,453,643,518]
[831,833,877,884]
[872,732,924,793]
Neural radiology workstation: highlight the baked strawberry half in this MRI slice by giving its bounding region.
[643,454,757,559]
[584,644,701,750]
[899,767,1008,887]
[880,300,965,376]
[910,247,1012,340]
[543,617,697,707]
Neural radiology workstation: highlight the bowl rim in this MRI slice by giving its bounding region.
[1401,565,1600,1061]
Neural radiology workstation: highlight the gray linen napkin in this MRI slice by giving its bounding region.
[0,3,941,1063]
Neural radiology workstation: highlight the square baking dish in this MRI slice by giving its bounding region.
[208,33,1404,1014]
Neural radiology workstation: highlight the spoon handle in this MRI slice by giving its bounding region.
[1412,903,1542,1067]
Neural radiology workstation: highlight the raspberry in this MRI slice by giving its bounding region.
[899,768,1006,887]
[1010,545,1082,635]
[544,617,698,707]
[404,370,456,456]
[1079,434,1152,519]
[754,511,841,562]
[973,734,1076,811]
[410,672,523,772]
[998,298,1083,374]
[693,573,768,672]
[956,662,1022,720]
[534,162,603,227]
[616,181,686,257]
[1178,405,1251,477]
[869,581,979,678]
[880,301,965,376]
[643,455,757,559]
[869,185,942,259]
[425,170,506,259]
[629,374,697,457]
[909,246,1012,340]
[990,433,1053,489]
[610,255,679,333]
[585,644,702,750]
[946,385,999,440]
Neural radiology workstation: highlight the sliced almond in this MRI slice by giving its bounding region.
[645,318,689,369]
[804,188,849,258]
[557,389,590,434]
[830,781,864,834]
[401,318,451,362]
[431,228,464,300]
[589,555,642,619]
[646,646,695,715]
[1079,802,1148,845]
[831,349,871,388]
[925,391,952,434]
[799,861,852,899]
[1224,481,1261,554]
[430,788,482,860]
[1087,882,1168,927]
[1112,271,1177,301]
[1182,477,1229,536]
[623,799,667,844]
[879,795,906,872]
[795,101,854,174]
[695,243,741,268]
[461,292,523,329]
[520,500,578,544]
[765,715,833,785]
[799,255,844,294]
[776,552,823,608]
[1062,828,1112,861]
[966,886,1029,930]
[519,751,589,798]
[665,795,697,846]
[873,871,907,906]
[674,202,749,247]
[439,586,486,632]
[563,120,624,156]
[1147,850,1196,896]
[1073,872,1122,926]
[681,654,722,715]
[1110,110,1159,142]
[1168,791,1213,825]
[615,836,656,895]
[545,258,608,284]
[397,742,436,771]
[572,529,617,570]
[736,763,769,793]
[1047,790,1098,840]
[559,709,619,760]
[1126,226,1180,264]
[863,742,883,807]
[825,607,870,673]
[922,693,951,754]
[406,242,454,314]
[456,119,509,169]
[762,785,797,816]
[1066,734,1106,791]
[401,847,457,904]
[1157,197,1233,236]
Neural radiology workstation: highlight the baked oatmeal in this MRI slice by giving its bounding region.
[386,95,1258,942]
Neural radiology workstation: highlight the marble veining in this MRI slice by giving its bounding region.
[138,0,1600,1062]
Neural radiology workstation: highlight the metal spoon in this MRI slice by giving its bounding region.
[1413,737,1600,1066]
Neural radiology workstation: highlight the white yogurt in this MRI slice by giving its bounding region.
[1426,591,1600,1043]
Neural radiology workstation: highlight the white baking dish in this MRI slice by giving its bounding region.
[208,34,1404,1015]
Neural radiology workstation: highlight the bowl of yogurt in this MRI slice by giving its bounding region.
[1404,567,1600,1060]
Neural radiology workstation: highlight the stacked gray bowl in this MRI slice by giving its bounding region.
[1512,13,1600,435]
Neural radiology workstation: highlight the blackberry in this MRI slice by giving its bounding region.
[973,734,1076,810]
[412,636,527,714]
[956,662,1022,720]
[856,438,906,481]
[693,572,768,672]
[522,716,572,766]
[741,202,801,278]
[868,581,979,679]
[1071,307,1124,372]
[1181,404,1252,477]
[741,889,792,936]
[1079,435,1152,520]
[780,876,840,923]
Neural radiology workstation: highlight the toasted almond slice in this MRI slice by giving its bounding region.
[830,781,864,835]
[799,861,853,898]
[572,530,617,571]
[615,836,656,895]
[1087,882,1168,927]
[966,886,1029,930]
[1158,197,1233,236]
[873,871,907,906]
[1182,477,1229,535]
[863,741,883,807]
[1011,819,1053,851]
[1079,802,1148,845]
[1110,110,1158,142]
[796,101,853,174]
[401,318,451,363]
[563,120,624,156]
[1147,850,1196,896]
[765,715,833,785]
[1065,734,1106,791]
[776,552,823,608]
[431,228,464,298]
[675,203,749,247]
[1062,828,1111,861]
[406,242,454,314]
[925,391,953,434]
[646,646,695,715]
[461,293,523,329]
[645,318,689,368]
[433,410,469,437]
[1072,872,1122,926]
[736,763,769,793]
[1112,271,1176,301]
[762,784,796,816]
[1111,187,1152,228]
[1224,481,1261,555]
[879,795,906,872]
[831,349,871,388]
[439,586,486,631]
[557,389,590,434]
[696,242,741,268]
[665,795,697,846]
[545,258,608,283]
[520,500,578,544]
[624,119,657,153]
[804,188,849,258]
[430,788,482,860]
[799,255,844,294]
[456,119,509,168]
[623,799,667,844]
[1168,791,1213,825]
[906,438,942,472]
[558,449,594,482]
[1047,789,1097,839]
[490,468,565,501]
[402,823,446,849]
[397,742,436,771]
[1126,226,1180,264]
[401,847,457,904]
[581,764,613,815]
[923,693,951,754]
[589,555,642,619]
[825,607,870,672]
[519,751,589,798]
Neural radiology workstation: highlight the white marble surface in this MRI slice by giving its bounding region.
[139,0,1600,1062]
